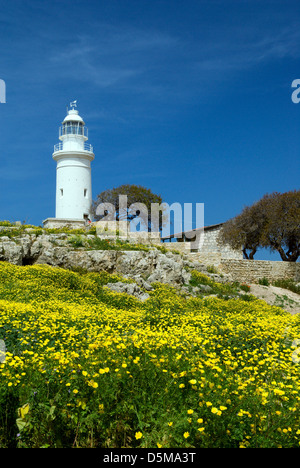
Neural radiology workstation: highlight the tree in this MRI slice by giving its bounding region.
[220,204,265,259]
[220,190,300,262]
[92,184,168,232]
[259,191,300,262]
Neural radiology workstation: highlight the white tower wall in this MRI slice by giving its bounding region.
[55,157,92,219]
[52,106,95,221]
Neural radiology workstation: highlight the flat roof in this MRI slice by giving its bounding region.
[161,223,224,241]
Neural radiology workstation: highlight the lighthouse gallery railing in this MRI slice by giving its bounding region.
[53,142,93,153]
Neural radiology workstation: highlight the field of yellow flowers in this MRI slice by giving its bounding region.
[0,261,300,448]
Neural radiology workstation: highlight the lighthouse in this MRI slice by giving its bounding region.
[43,102,95,229]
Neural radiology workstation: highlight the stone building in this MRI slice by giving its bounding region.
[161,223,243,262]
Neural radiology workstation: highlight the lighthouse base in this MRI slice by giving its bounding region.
[42,218,89,230]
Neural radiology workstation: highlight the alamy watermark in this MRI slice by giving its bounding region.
[0,340,6,364]
[0,79,6,103]
[291,79,300,104]
[95,196,205,250]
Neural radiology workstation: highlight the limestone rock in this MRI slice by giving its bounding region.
[104,282,150,301]
[0,239,23,265]
[197,284,213,293]
[0,232,221,289]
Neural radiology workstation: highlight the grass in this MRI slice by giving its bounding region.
[273,279,300,295]
[86,237,150,252]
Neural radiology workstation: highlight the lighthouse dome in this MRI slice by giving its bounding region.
[62,109,85,125]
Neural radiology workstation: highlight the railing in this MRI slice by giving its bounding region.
[54,142,93,153]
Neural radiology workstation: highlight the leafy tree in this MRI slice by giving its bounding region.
[259,191,300,262]
[220,204,264,259]
[92,184,167,232]
[220,190,300,262]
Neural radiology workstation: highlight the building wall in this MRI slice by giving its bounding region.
[163,226,243,260]
[199,227,243,259]
[43,218,87,229]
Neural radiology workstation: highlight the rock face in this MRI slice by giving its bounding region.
[0,233,212,287]
[104,282,150,302]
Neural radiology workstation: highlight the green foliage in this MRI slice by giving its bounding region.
[221,190,300,262]
[272,279,300,295]
[259,277,270,286]
[189,270,244,298]
[189,271,212,286]
[206,265,219,274]
[87,236,150,252]
[0,221,14,227]
[92,184,167,232]
[239,283,251,292]
[68,235,84,248]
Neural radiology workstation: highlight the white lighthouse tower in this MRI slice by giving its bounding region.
[43,102,95,229]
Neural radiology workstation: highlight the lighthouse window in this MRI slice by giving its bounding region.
[60,122,87,138]
[84,189,88,198]
[62,122,84,135]
[60,189,64,197]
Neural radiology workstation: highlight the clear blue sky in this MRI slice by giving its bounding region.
[0,0,299,259]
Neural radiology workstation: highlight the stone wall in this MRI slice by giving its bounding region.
[198,226,243,259]
[128,231,161,245]
[188,251,223,267]
[220,259,300,284]
[162,242,190,254]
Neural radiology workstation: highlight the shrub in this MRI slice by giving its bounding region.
[258,277,270,286]
[68,235,85,248]
[273,279,300,295]
[206,265,218,274]
[240,283,251,293]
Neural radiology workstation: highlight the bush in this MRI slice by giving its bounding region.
[258,277,270,286]
[273,279,300,295]
[240,283,251,293]
[206,265,218,274]
[68,235,85,248]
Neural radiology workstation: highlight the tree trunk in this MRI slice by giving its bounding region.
[243,248,249,259]
[249,247,257,260]
[276,245,299,262]
[243,247,257,259]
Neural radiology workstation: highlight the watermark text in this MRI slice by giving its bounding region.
[0,79,6,103]
[0,340,6,363]
[95,196,204,250]
[291,79,300,104]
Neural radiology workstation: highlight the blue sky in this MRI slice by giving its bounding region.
[0,0,299,259]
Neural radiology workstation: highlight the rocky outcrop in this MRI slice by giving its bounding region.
[1,231,298,311]
[104,282,150,301]
[0,233,218,287]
